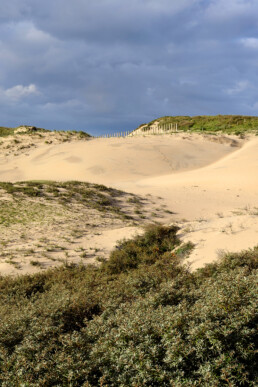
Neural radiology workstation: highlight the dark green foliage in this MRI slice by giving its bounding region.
[140,115,258,134]
[0,226,257,386]
[104,224,180,274]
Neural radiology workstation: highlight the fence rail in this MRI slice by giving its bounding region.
[95,123,178,138]
[96,130,131,138]
[140,123,178,135]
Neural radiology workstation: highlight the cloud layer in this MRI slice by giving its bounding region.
[0,0,257,134]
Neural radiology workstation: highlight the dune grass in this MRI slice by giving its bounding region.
[0,181,167,227]
[2,116,258,139]
[0,127,16,137]
[0,224,257,385]
[140,115,258,134]
[0,181,170,271]
[0,126,90,138]
[0,126,49,137]
[0,180,132,217]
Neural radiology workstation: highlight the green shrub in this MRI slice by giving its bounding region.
[136,115,258,134]
[104,224,180,275]
[0,226,257,386]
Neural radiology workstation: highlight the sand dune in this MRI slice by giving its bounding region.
[0,132,257,271]
[0,134,240,184]
[120,136,258,218]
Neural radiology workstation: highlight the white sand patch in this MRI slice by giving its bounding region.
[178,210,258,270]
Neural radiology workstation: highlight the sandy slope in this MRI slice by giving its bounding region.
[119,135,258,217]
[1,132,257,271]
[118,136,258,269]
[0,134,238,183]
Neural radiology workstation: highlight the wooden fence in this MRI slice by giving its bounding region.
[96,130,131,138]
[95,123,178,138]
[139,123,178,135]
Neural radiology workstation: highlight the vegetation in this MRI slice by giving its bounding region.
[0,181,168,270]
[0,126,49,137]
[0,125,90,138]
[139,115,258,134]
[0,180,131,216]
[0,224,256,386]
[0,181,159,228]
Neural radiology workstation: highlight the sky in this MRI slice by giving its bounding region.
[0,0,257,135]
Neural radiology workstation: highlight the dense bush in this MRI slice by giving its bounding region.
[104,224,180,274]
[0,226,257,386]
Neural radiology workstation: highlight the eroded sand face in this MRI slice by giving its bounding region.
[0,132,257,273]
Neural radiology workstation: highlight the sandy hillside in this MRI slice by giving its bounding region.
[0,132,257,273]
[0,133,241,182]
[0,181,168,275]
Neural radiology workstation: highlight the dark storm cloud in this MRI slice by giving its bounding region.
[0,0,257,134]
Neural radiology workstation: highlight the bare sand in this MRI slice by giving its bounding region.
[0,132,257,273]
[0,133,240,183]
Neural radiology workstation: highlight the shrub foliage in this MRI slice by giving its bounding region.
[140,115,258,134]
[0,225,257,386]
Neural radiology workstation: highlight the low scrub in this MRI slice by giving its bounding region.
[0,180,135,219]
[0,126,91,138]
[141,115,258,134]
[0,225,257,386]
